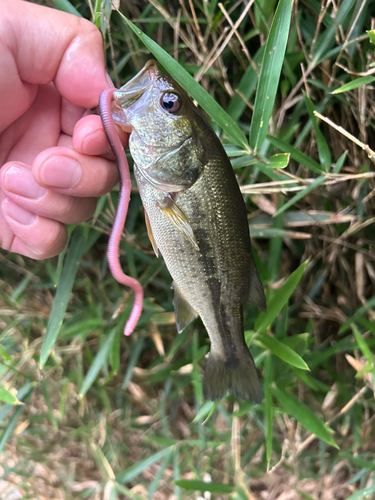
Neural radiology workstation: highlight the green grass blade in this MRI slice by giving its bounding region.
[0,383,32,421]
[226,46,264,122]
[304,94,331,171]
[333,150,347,173]
[0,386,21,405]
[249,227,310,239]
[109,328,121,374]
[249,0,292,152]
[273,385,337,448]
[340,453,375,473]
[332,75,375,94]
[53,225,75,286]
[41,380,58,431]
[0,384,34,453]
[115,483,149,500]
[0,405,26,454]
[147,449,173,499]
[267,201,284,282]
[79,328,116,396]
[118,12,249,150]
[268,136,323,173]
[90,444,114,481]
[191,330,204,404]
[39,227,100,368]
[312,0,356,64]
[266,153,290,169]
[174,480,234,494]
[12,267,41,300]
[264,353,273,471]
[368,29,375,43]
[117,447,173,484]
[50,0,82,16]
[273,175,326,217]
[122,336,145,389]
[339,295,375,334]
[296,490,317,500]
[346,483,375,500]
[255,260,308,333]
[352,325,374,365]
[257,331,309,370]
[193,400,218,423]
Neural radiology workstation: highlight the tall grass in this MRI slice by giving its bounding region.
[0,0,374,498]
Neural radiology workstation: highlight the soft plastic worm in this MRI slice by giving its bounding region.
[99,88,144,336]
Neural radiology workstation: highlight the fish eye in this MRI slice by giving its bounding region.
[160,93,181,113]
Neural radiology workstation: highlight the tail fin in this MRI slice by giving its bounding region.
[203,350,262,403]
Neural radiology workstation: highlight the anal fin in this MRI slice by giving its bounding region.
[144,210,159,257]
[172,281,198,333]
[158,195,199,251]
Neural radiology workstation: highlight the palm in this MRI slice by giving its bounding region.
[1,85,64,166]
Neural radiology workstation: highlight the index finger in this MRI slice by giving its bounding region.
[0,0,111,131]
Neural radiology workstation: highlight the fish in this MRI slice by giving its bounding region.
[104,60,266,402]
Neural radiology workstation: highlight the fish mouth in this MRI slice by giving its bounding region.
[111,60,159,132]
[113,60,159,108]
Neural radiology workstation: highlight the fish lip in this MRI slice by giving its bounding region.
[111,60,159,131]
[113,59,159,108]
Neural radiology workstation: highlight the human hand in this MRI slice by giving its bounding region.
[0,0,125,259]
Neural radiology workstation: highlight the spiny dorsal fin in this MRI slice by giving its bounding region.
[158,195,199,251]
[172,281,198,333]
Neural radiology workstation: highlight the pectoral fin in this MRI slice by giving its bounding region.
[247,257,267,312]
[158,195,199,250]
[172,281,198,333]
[144,210,159,257]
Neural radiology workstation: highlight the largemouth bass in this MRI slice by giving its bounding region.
[107,60,266,402]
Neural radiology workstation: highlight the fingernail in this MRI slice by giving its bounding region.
[5,165,47,199]
[40,156,82,188]
[3,199,36,225]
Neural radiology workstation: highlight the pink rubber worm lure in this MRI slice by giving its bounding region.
[99,88,144,336]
